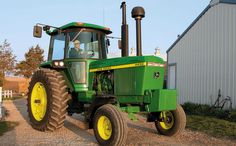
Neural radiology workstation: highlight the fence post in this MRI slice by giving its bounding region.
[0,87,2,120]
[10,90,12,98]
[7,90,10,98]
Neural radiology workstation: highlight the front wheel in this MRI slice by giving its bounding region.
[93,104,127,146]
[155,104,186,136]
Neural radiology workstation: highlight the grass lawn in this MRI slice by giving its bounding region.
[0,121,18,136]
[187,115,236,140]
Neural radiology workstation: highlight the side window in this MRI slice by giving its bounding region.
[51,34,65,60]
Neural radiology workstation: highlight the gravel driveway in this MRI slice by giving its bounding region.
[0,98,235,146]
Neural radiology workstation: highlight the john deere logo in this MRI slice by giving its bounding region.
[154,72,160,79]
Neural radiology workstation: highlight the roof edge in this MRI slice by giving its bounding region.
[166,5,211,53]
[166,0,236,53]
[211,0,236,6]
[47,22,112,35]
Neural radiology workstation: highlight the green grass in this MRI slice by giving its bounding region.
[0,121,19,136]
[187,115,236,139]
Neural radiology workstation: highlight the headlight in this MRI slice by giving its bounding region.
[59,61,64,67]
[54,61,59,66]
[52,60,65,68]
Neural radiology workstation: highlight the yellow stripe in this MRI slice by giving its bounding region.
[89,62,147,72]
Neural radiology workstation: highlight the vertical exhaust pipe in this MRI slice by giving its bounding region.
[132,7,145,56]
[121,1,129,57]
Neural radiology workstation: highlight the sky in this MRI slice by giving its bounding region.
[0,0,211,61]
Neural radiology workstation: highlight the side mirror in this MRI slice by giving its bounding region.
[106,39,110,46]
[118,40,122,50]
[33,25,42,38]
[106,39,110,54]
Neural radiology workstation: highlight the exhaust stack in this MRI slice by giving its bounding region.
[131,7,145,56]
[121,1,129,57]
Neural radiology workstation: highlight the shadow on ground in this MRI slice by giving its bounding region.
[12,98,29,123]
[12,98,97,144]
[64,115,97,144]
[127,122,157,134]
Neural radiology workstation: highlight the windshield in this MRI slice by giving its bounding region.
[67,30,107,59]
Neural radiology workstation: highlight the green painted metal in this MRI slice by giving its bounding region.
[39,61,52,68]
[145,89,177,112]
[128,113,138,121]
[77,91,96,103]
[114,66,164,96]
[47,22,112,35]
[117,96,144,104]
[120,106,140,121]
[120,106,140,113]
[90,55,164,70]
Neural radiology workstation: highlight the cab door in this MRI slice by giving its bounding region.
[49,33,66,61]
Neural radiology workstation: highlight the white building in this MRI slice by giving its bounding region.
[167,0,236,108]
[154,48,167,61]
[128,47,167,61]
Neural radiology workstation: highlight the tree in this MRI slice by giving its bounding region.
[0,40,16,86]
[15,45,44,78]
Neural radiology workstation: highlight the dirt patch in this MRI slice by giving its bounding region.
[0,99,235,146]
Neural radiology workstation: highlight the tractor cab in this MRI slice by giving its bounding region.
[34,22,112,88]
[33,22,111,60]
[37,22,112,60]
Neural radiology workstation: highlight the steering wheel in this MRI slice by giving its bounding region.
[85,50,95,58]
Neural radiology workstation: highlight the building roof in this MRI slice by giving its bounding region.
[47,22,112,35]
[166,0,236,53]
[4,77,28,82]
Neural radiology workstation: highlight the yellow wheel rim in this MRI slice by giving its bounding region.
[97,115,112,140]
[159,111,174,130]
[31,82,47,121]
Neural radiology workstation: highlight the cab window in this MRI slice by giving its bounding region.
[51,34,65,60]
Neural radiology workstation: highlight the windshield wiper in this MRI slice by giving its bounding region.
[71,28,86,42]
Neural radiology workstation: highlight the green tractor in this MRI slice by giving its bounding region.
[28,2,186,146]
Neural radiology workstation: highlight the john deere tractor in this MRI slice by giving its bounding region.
[28,2,186,146]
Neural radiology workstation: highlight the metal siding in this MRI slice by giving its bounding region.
[168,3,236,108]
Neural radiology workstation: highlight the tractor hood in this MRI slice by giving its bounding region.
[89,56,165,73]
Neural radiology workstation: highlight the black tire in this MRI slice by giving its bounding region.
[155,104,186,136]
[93,104,127,146]
[27,68,70,131]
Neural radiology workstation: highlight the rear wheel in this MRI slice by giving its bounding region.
[155,104,186,136]
[93,104,127,146]
[27,69,70,131]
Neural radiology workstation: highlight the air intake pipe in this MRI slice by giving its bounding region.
[131,7,145,56]
[121,1,129,57]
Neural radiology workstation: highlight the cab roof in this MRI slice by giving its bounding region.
[47,22,112,35]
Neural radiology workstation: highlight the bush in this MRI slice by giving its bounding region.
[229,110,236,122]
[182,102,211,116]
[182,102,236,122]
